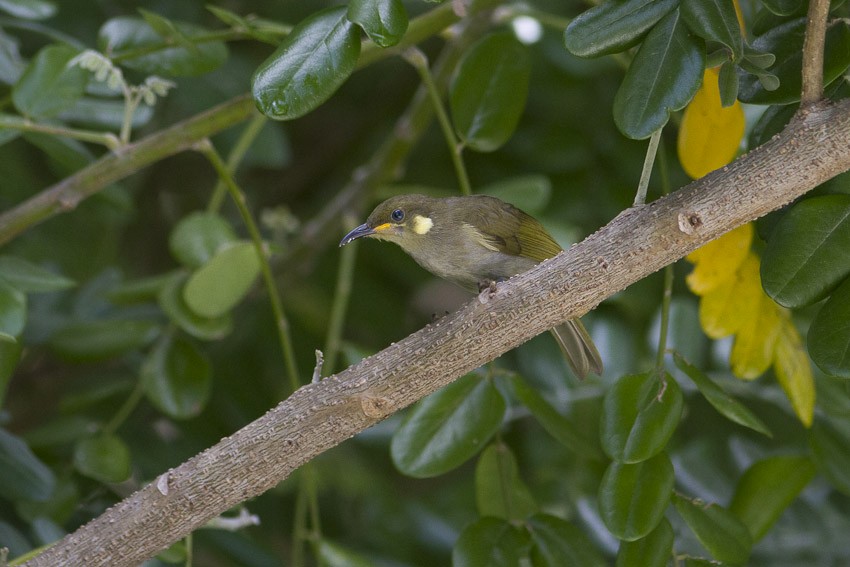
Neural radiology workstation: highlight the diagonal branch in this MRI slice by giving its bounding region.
[21,98,850,567]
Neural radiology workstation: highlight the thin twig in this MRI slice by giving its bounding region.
[0,115,120,150]
[634,128,662,206]
[800,0,831,105]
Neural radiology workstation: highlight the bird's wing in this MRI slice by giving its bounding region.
[465,198,562,262]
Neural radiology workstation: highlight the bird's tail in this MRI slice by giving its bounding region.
[550,319,603,380]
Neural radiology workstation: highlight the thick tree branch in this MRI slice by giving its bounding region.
[21,99,850,567]
[800,0,830,104]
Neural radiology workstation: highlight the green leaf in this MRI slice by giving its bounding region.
[450,32,530,152]
[599,453,674,541]
[0,427,55,501]
[169,211,237,269]
[0,332,21,408]
[564,0,679,58]
[762,195,850,308]
[60,96,154,131]
[347,0,408,48]
[738,19,850,104]
[158,273,232,341]
[681,0,742,59]
[527,514,607,567]
[73,433,131,483]
[479,175,551,216]
[729,455,816,541]
[0,0,56,20]
[98,16,228,77]
[183,241,261,318]
[142,334,211,419]
[475,442,537,520]
[0,28,24,85]
[616,518,674,567]
[138,9,191,48]
[507,374,602,459]
[0,279,26,336]
[672,493,752,564]
[12,44,87,118]
[49,319,160,360]
[600,372,683,463]
[613,9,706,140]
[717,59,739,107]
[809,418,850,495]
[0,255,75,292]
[316,539,377,567]
[673,352,772,437]
[748,102,796,148]
[452,517,529,567]
[809,277,850,377]
[252,7,361,120]
[760,0,803,16]
[390,373,506,477]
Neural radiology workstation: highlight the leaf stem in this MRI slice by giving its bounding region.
[403,47,472,196]
[322,216,359,374]
[634,128,662,206]
[102,370,148,435]
[196,139,301,395]
[0,115,121,150]
[208,113,268,213]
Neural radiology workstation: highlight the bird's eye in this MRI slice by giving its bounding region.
[391,209,405,222]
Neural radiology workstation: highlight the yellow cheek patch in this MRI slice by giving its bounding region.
[412,215,433,235]
[373,223,393,233]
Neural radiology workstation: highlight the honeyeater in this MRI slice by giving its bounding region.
[340,194,603,379]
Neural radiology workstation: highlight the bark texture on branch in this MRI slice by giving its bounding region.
[23,99,850,566]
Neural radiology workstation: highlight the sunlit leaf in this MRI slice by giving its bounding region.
[158,273,232,341]
[600,372,683,463]
[564,0,678,58]
[672,493,752,564]
[773,317,814,425]
[169,211,237,269]
[613,9,705,140]
[450,32,530,152]
[475,442,537,520]
[252,7,361,120]
[677,68,745,179]
[729,455,816,541]
[73,434,131,483]
[183,241,261,318]
[391,373,505,477]
[686,224,753,295]
[599,453,674,541]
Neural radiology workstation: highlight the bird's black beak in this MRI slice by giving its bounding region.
[339,223,374,247]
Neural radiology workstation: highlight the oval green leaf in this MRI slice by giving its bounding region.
[616,517,674,567]
[564,0,678,58]
[809,277,850,377]
[809,418,850,495]
[98,16,228,77]
[0,279,26,336]
[252,6,361,121]
[600,372,683,463]
[729,455,816,541]
[452,517,529,567]
[738,19,850,105]
[183,241,261,318]
[0,427,55,501]
[613,9,706,140]
[73,433,131,483]
[507,374,602,459]
[475,442,537,520]
[168,211,237,269]
[0,255,75,292]
[681,0,743,59]
[347,0,408,48]
[390,373,506,477]
[142,334,211,419]
[158,273,232,341]
[49,319,159,360]
[449,32,530,152]
[672,493,752,564]
[673,352,772,437]
[527,514,607,567]
[761,195,850,308]
[599,453,674,541]
[0,0,56,20]
[12,43,87,119]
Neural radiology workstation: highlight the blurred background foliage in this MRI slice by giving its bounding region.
[1,0,850,565]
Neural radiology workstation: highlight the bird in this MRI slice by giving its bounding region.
[339,194,602,379]
[339,193,603,379]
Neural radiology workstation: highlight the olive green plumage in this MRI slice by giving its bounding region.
[340,194,603,379]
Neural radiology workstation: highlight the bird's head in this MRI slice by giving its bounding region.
[339,195,438,248]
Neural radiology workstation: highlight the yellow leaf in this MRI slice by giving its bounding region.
[774,315,815,427]
[686,224,753,294]
[730,284,782,380]
[677,68,746,179]
[700,254,762,338]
